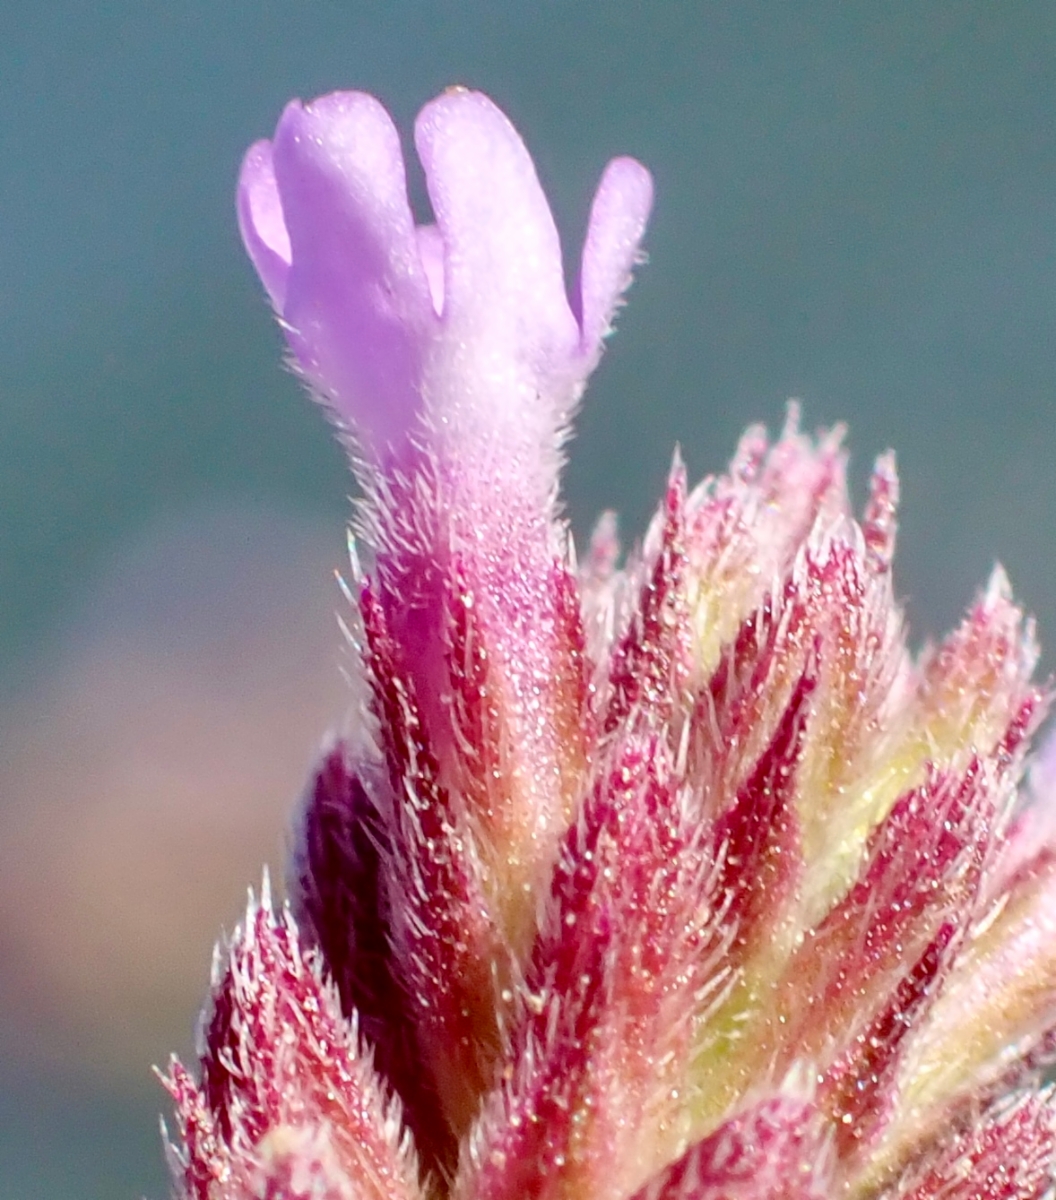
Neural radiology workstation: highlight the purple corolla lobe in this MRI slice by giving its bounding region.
[236,87,652,477]
[237,91,437,460]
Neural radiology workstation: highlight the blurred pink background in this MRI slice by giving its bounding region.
[0,503,350,1081]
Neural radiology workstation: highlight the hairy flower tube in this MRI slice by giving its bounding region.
[164,88,1056,1200]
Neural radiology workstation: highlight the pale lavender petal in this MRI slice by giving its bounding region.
[269,92,437,455]
[578,156,654,361]
[236,140,291,310]
[414,89,580,412]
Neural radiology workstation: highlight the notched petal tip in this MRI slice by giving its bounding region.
[578,155,654,357]
[237,139,291,310]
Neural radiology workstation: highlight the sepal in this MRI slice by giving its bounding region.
[162,888,421,1200]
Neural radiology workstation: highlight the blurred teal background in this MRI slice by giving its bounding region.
[0,3,1053,1196]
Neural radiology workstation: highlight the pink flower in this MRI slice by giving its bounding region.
[163,89,1056,1200]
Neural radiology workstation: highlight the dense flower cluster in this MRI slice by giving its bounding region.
[163,89,1056,1200]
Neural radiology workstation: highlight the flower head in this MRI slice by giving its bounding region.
[164,89,1056,1200]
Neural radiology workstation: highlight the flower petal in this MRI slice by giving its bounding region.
[270,91,437,455]
[414,89,580,414]
[577,155,654,359]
